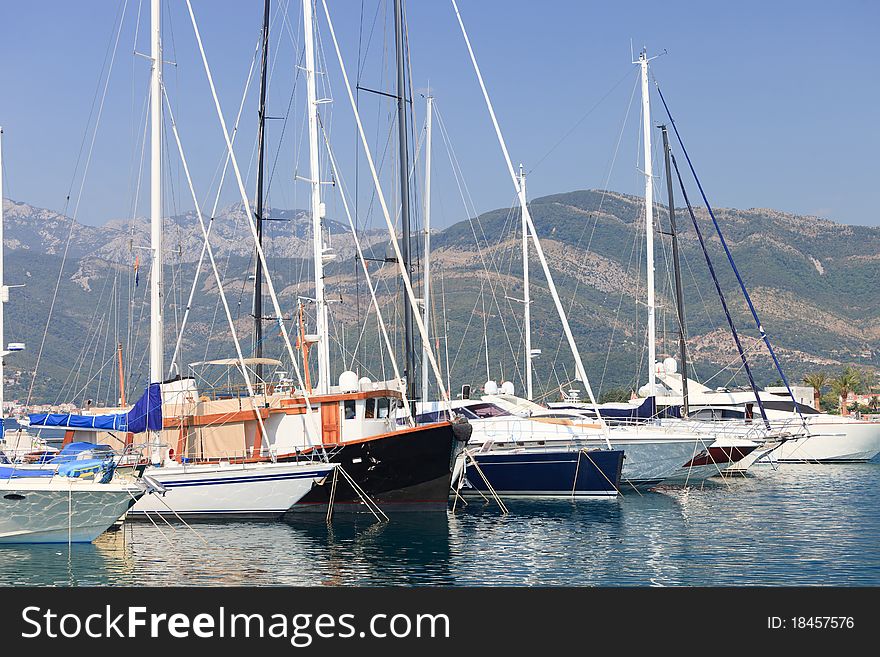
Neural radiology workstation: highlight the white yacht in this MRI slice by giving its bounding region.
[420,385,733,489]
[652,368,880,463]
[25,381,338,520]
[0,472,145,544]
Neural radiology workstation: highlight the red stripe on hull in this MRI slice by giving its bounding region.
[683,444,757,468]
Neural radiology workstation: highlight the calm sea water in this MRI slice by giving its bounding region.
[2,462,879,586]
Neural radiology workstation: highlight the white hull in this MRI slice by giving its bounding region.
[0,478,143,544]
[724,442,780,472]
[130,460,334,519]
[651,372,880,463]
[663,436,760,483]
[661,462,726,484]
[768,418,880,462]
[465,417,713,489]
[612,437,710,488]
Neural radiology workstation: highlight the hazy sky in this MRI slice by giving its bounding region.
[0,0,877,228]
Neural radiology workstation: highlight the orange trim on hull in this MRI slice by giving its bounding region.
[163,407,269,429]
[169,421,453,465]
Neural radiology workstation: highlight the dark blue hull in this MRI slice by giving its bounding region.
[462,448,624,498]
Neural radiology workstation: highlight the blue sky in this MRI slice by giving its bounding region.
[0,0,877,228]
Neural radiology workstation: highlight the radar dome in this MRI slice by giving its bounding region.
[663,357,678,374]
[500,381,515,395]
[484,380,499,395]
[338,371,359,393]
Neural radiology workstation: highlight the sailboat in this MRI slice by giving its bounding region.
[0,127,149,543]
[25,0,336,520]
[652,372,880,463]
[617,56,879,467]
[32,0,465,516]
[540,50,770,482]
[430,14,724,493]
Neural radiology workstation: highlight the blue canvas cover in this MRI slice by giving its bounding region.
[28,383,162,434]
[555,396,657,423]
[57,459,114,481]
[0,459,115,482]
[0,466,55,479]
[47,442,115,464]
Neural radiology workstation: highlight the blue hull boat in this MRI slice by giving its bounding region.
[461,447,624,498]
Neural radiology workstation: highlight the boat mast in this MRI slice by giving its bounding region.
[253,0,270,385]
[393,0,416,404]
[637,49,656,398]
[520,164,533,400]
[451,0,611,444]
[149,0,164,388]
[421,94,433,403]
[660,124,689,416]
[117,342,127,407]
[147,0,164,462]
[0,127,5,427]
[303,0,330,394]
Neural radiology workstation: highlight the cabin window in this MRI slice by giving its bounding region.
[365,398,376,419]
[377,397,390,419]
[344,400,356,420]
[460,403,511,420]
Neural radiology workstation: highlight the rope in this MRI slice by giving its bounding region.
[670,154,770,429]
[579,448,621,496]
[325,466,338,523]
[463,449,508,514]
[186,0,322,444]
[167,33,261,377]
[144,484,209,544]
[67,485,72,548]
[126,488,174,546]
[335,465,388,522]
[26,1,130,409]
[434,106,525,389]
[656,82,806,427]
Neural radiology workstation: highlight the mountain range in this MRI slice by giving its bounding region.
[2,190,878,407]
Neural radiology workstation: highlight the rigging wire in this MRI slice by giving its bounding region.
[25,0,130,408]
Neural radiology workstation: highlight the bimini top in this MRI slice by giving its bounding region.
[27,383,162,434]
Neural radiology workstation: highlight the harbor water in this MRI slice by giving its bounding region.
[2,461,878,586]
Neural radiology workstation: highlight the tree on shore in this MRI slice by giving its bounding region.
[802,372,828,410]
[830,366,862,416]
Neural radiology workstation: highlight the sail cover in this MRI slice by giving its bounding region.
[28,383,163,433]
[554,396,658,422]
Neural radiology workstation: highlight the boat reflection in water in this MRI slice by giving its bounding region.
[1,463,877,586]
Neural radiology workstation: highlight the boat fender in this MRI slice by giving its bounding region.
[451,419,473,443]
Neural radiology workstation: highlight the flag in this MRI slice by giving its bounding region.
[134,254,140,287]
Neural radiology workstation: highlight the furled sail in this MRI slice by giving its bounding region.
[28,383,162,433]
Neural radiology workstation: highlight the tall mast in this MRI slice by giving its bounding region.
[303,0,330,393]
[149,0,164,386]
[0,127,5,425]
[638,49,656,398]
[393,0,415,403]
[117,342,127,407]
[420,94,433,403]
[660,125,689,416]
[451,0,611,445]
[252,0,270,384]
[520,165,533,400]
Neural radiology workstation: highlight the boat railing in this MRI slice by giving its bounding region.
[193,380,299,402]
[479,414,813,445]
